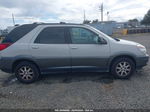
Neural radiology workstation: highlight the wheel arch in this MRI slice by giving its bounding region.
[12,58,40,73]
[109,55,136,71]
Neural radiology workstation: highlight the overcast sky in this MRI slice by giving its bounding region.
[0,0,149,29]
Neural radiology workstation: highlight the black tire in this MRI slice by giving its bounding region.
[110,57,135,79]
[14,61,40,83]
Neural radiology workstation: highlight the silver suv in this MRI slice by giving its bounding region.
[0,23,149,83]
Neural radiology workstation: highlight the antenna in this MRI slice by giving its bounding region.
[84,10,86,21]
[12,13,15,26]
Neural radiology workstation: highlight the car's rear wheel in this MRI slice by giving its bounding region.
[111,57,135,79]
[15,61,40,83]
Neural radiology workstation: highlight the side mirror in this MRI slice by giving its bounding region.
[98,37,107,44]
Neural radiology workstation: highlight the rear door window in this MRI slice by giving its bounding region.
[35,27,66,44]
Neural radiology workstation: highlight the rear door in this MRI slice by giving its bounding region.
[30,26,71,73]
[68,27,110,72]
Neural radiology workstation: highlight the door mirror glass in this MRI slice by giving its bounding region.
[97,37,107,44]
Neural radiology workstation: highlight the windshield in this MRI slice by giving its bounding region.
[86,25,119,41]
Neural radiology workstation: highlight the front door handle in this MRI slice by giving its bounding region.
[71,47,78,49]
[32,46,39,49]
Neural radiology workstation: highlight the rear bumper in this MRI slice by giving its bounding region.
[136,54,149,69]
[0,57,13,73]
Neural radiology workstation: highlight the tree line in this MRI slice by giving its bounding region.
[83,9,150,25]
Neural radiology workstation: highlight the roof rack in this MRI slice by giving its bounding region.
[32,22,83,25]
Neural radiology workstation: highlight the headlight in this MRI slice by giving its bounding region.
[136,44,147,54]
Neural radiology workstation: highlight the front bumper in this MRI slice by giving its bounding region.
[136,54,149,69]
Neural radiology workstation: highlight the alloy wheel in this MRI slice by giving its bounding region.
[18,66,34,80]
[115,61,131,76]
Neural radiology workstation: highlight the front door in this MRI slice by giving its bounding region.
[68,27,110,72]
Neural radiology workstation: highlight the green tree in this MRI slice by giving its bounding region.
[92,19,99,23]
[141,9,150,25]
[128,19,138,22]
[83,20,91,24]
[128,18,139,27]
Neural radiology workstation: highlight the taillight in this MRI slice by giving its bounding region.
[0,43,12,51]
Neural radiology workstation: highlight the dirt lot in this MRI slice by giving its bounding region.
[0,33,150,109]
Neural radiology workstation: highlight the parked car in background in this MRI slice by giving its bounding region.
[0,23,149,83]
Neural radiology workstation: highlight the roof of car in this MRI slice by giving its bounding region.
[17,22,86,27]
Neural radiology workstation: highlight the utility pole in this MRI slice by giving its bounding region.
[99,3,103,22]
[107,11,109,21]
[12,13,15,26]
[83,10,86,22]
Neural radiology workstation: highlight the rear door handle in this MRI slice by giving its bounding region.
[32,46,39,49]
[71,47,78,49]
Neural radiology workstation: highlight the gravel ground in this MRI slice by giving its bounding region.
[0,33,150,109]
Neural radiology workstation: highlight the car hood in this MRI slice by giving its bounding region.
[118,39,139,46]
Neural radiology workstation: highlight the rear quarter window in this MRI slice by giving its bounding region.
[2,24,37,43]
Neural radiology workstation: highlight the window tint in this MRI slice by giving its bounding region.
[2,24,37,43]
[70,27,99,44]
[35,27,66,44]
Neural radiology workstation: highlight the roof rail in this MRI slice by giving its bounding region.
[31,22,83,25]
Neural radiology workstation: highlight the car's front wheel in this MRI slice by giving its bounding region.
[15,61,40,83]
[111,57,135,79]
